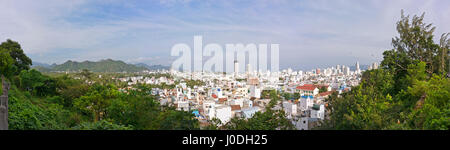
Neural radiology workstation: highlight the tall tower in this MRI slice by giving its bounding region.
[356,61,360,74]
[234,60,239,74]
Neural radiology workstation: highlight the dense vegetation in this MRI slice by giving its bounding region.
[0,40,200,130]
[323,11,449,130]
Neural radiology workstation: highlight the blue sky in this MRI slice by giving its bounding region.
[1,0,449,70]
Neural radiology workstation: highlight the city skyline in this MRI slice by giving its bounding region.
[1,0,449,70]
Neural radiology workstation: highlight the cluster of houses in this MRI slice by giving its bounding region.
[117,62,366,129]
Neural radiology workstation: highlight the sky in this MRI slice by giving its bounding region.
[0,0,449,70]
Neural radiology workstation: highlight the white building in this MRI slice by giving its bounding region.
[234,60,239,74]
[249,85,261,99]
[295,117,321,130]
[240,106,261,119]
[296,84,319,96]
[177,101,190,111]
[215,104,232,125]
[282,101,297,117]
[296,117,309,130]
[299,96,314,112]
[310,104,325,120]
[203,100,216,120]
[230,98,244,108]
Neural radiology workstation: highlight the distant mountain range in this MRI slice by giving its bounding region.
[134,63,171,70]
[32,59,170,72]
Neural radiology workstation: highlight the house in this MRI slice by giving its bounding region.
[299,96,314,112]
[296,84,319,96]
[215,104,232,125]
[296,117,321,130]
[318,91,333,98]
[282,101,297,118]
[240,106,261,119]
[254,99,271,108]
[249,85,261,99]
[202,100,216,120]
[176,100,190,111]
[230,105,241,118]
[310,104,325,120]
[243,99,253,108]
[230,99,244,108]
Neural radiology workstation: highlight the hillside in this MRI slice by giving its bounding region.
[134,63,170,70]
[35,59,149,72]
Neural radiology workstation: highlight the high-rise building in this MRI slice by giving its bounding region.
[336,65,341,74]
[346,66,350,76]
[356,61,360,74]
[246,64,252,73]
[316,68,321,75]
[234,60,239,74]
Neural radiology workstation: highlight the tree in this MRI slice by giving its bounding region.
[54,74,89,107]
[72,119,132,130]
[0,39,32,75]
[319,86,327,93]
[79,69,93,80]
[107,92,160,130]
[157,107,200,130]
[18,69,57,96]
[0,48,14,77]
[0,49,14,94]
[324,11,450,130]
[74,84,120,122]
[386,10,449,77]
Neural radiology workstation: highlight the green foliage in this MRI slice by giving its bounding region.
[107,91,160,129]
[224,109,294,130]
[319,86,328,93]
[1,39,198,130]
[72,119,132,130]
[184,79,205,88]
[8,86,69,130]
[54,74,89,107]
[19,69,57,96]
[157,107,200,130]
[0,48,15,80]
[78,69,93,80]
[402,75,450,129]
[0,39,32,75]
[74,84,120,121]
[325,11,450,130]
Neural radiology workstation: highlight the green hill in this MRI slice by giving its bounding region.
[49,59,148,72]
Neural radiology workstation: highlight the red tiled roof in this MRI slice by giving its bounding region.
[319,91,333,96]
[218,98,227,103]
[230,105,241,111]
[247,78,259,85]
[296,84,317,91]
[212,94,218,98]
